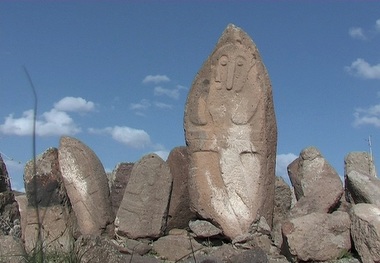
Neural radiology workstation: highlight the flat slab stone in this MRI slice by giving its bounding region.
[115,153,172,239]
[350,203,380,263]
[346,170,380,207]
[184,24,277,240]
[189,219,222,238]
[166,146,196,231]
[58,136,114,236]
[110,162,134,215]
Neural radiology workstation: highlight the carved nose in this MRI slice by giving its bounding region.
[227,63,235,90]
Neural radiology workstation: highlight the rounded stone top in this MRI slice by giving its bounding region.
[300,146,321,161]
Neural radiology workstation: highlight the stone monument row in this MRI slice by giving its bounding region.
[2,24,380,262]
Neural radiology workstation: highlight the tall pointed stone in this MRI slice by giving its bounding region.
[184,24,277,239]
[58,136,114,236]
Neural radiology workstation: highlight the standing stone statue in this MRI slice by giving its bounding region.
[184,24,277,239]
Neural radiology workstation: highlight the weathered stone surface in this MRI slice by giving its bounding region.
[58,136,114,236]
[345,152,377,178]
[282,211,351,262]
[75,235,160,263]
[115,153,172,239]
[122,238,152,256]
[228,248,268,263]
[24,147,68,207]
[345,152,377,203]
[350,203,380,263]
[110,162,134,215]
[22,205,76,253]
[153,234,202,262]
[0,155,12,192]
[0,235,25,263]
[0,155,20,237]
[189,220,222,238]
[346,170,380,207]
[288,147,343,217]
[17,191,77,253]
[166,146,196,231]
[272,176,292,248]
[184,24,277,240]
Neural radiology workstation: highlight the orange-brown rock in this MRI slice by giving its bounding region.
[184,24,277,239]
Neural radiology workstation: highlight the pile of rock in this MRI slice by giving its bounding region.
[0,23,380,263]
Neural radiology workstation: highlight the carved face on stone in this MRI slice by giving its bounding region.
[212,44,253,92]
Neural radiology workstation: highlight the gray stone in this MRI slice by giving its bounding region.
[0,235,25,263]
[75,235,160,263]
[272,176,292,248]
[345,151,377,178]
[350,203,380,263]
[345,152,377,203]
[228,248,268,263]
[184,24,277,240]
[288,147,343,217]
[58,136,114,236]
[153,234,202,262]
[189,220,222,238]
[282,211,351,262]
[122,238,152,256]
[166,146,196,231]
[110,162,134,215]
[0,155,20,237]
[115,153,172,239]
[24,148,68,207]
[346,170,380,207]
[22,205,76,253]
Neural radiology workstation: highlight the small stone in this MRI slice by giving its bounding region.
[153,234,202,262]
[189,220,222,238]
[228,248,268,263]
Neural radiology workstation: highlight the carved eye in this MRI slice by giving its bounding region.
[236,57,245,66]
[219,56,228,66]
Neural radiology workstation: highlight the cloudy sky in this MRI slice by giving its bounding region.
[1,2,380,191]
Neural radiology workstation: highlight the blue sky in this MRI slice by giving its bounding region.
[1,1,380,192]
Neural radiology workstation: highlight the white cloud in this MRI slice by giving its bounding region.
[346,58,380,79]
[376,19,380,31]
[89,126,151,149]
[349,19,380,40]
[0,109,80,136]
[54,97,95,112]
[349,27,367,40]
[129,99,151,111]
[0,96,96,137]
[353,105,380,128]
[154,86,180,99]
[276,153,298,184]
[142,75,170,84]
[154,102,173,109]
